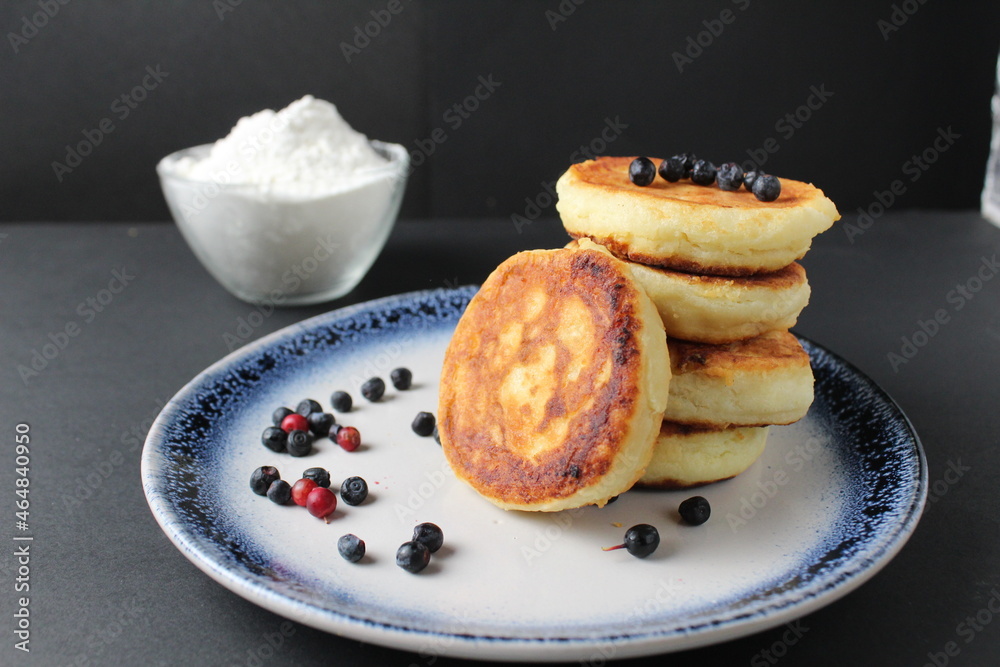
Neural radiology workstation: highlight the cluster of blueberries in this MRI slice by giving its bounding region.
[251,366,445,572]
[629,154,782,202]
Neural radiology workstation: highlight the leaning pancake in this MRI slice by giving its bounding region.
[556,157,840,276]
[439,247,670,511]
[638,422,769,489]
[567,238,811,343]
[665,331,813,427]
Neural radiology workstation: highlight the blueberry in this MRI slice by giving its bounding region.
[302,467,331,488]
[361,377,385,402]
[716,162,744,191]
[272,407,293,426]
[432,425,440,445]
[623,524,659,558]
[658,156,685,182]
[396,540,431,573]
[412,522,444,553]
[287,430,313,457]
[261,427,288,453]
[250,466,280,496]
[679,496,711,525]
[338,534,366,562]
[340,476,369,506]
[674,152,697,177]
[752,174,781,202]
[329,423,342,439]
[267,479,291,504]
[390,367,413,390]
[628,157,656,186]
[743,170,759,191]
[296,399,323,417]
[330,391,352,413]
[307,412,336,437]
[411,412,436,437]
[691,160,716,186]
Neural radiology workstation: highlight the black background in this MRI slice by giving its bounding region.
[2,0,999,223]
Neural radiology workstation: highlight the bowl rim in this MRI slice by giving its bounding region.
[156,139,409,190]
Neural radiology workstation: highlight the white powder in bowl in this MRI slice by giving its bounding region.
[173,95,388,196]
[158,95,408,304]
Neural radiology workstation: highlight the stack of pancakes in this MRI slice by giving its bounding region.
[438,156,839,512]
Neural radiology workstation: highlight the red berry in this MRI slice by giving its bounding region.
[336,426,361,452]
[281,413,309,433]
[291,478,317,506]
[306,487,337,520]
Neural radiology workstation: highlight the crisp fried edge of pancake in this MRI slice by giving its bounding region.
[438,248,667,510]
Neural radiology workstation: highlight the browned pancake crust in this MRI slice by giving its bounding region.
[567,232,795,277]
[565,157,825,276]
[565,239,806,288]
[670,330,810,378]
[439,249,650,507]
[570,157,819,211]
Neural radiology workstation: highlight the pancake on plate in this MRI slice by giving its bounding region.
[567,238,811,343]
[664,331,813,428]
[556,156,840,276]
[637,421,769,489]
[438,246,669,511]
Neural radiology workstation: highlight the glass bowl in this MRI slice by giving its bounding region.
[156,140,408,306]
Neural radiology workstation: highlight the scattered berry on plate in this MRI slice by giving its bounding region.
[302,467,331,488]
[306,487,338,521]
[250,466,280,496]
[291,478,318,506]
[336,426,361,452]
[287,430,313,457]
[338,534,365,562]
[272,407,293,426]
[340,476,369,506]
[267,479,291,505]
[330,391,353,413]
[411,412,436,437]
[261,426,288,453]
[433,425,440,445]
[361,377,386,402]
[412,522,444,553]
[658,156,685,182]
[743,170,759,191]
[716,162,744,191]
[396,540,431,573]
[280,413,308,434]
[753,174,781,202]
[691,159,717,186]
[307,412,336,438]
[603,524,660,558]
[629,157,656,186]
[329,423,342,439]
[296,398,323,417]
[679,495,711,525]
[390,367,413,390]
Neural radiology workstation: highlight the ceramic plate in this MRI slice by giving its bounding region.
[141,286,927,662]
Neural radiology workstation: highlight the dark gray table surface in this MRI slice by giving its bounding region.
[1,212,999,666]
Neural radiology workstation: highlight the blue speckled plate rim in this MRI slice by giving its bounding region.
[141,286,928,662]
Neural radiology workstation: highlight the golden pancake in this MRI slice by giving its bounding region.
[665,331,813,427]
[567,238,811,343]
[438,247,670,511]
[637,421,769,489]
[556,156,840,276]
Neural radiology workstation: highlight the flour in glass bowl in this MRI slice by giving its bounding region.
[173,95,389,197]
[157,95,409,305]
